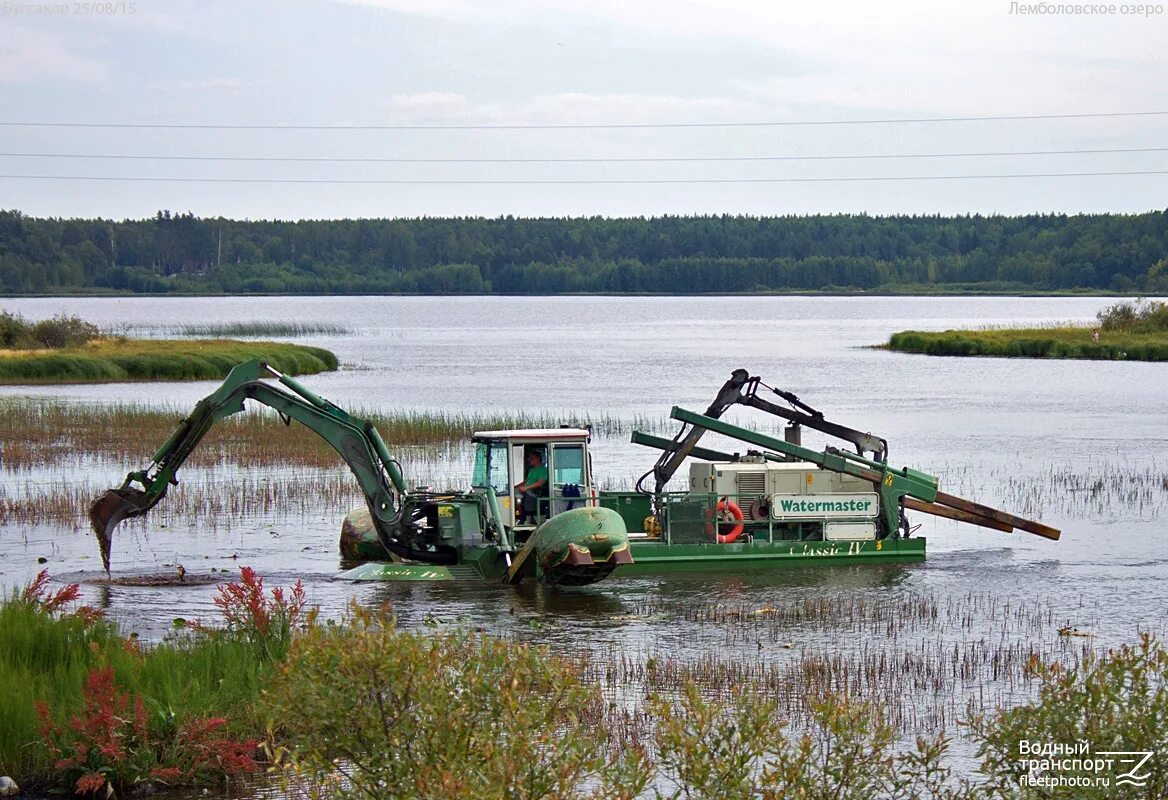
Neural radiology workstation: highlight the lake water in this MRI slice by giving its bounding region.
[1,295,1165,771]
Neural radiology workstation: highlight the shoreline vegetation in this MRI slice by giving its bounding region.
[886,298,1168,361]
[0,311,337,383]
[0,399,662,470]
[3,209,1168,295]
[2,569,1165,799]
[2,287,1159,299]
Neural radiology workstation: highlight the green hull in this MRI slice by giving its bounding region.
[338,534,924,581]
[336,504,925,583]
[619,536,925,574]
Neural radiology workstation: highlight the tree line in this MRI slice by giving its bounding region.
[2,208,1167,294]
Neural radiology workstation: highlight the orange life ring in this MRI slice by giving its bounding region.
[706,498,745,543]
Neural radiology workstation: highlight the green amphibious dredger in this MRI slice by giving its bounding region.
[90,363,1059,586]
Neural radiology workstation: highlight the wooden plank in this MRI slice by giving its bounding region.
[903,497,1015,533]
[933,490,1061,540]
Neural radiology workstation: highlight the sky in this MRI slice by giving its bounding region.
[0,0,1166,220]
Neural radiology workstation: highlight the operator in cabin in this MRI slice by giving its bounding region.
[514,449,549,525]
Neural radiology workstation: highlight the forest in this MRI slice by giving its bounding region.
[2,209,1167,294]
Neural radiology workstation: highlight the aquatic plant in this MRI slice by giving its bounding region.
[167,321,353,338]
[0,398,672,470]
[968,633,1168,800]
[267,602,651,800]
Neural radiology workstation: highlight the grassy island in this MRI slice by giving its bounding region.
[886,299,1168,362]
[0,311,337,383]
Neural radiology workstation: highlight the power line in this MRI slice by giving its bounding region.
[1,110,1167,131]
[2,170,1166,185]
[2,146,1167,164]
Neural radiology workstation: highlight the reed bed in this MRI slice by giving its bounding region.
[0,469,370,529]
[150,321,353,338]
[579,590,1111,738]
[1003,463,1168,519]
[0,398,670,471]
[924,459,1168,520]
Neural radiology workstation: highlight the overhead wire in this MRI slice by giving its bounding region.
[1,146,1166,164]
[1,110,1167,131]
[2,170,1167,184]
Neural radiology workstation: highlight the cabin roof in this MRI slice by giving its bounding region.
[472,428,590,441]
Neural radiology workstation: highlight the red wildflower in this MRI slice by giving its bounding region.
[21,568,82,612]
[148,766,184,783]
[74,771,107,795]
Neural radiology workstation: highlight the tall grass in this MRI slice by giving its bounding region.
[0,399,669,470]
[163,321,353,338]
[0,338,338,383]
[886,326,1168,361]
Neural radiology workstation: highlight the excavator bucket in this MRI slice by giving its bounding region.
[89,487,153,573]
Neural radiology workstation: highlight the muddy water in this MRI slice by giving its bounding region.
[2,295,1167,782]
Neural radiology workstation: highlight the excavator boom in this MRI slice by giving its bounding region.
[89,359,414,572]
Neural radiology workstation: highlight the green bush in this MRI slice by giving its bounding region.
[968,633,1168,800]
[266,603,649,800]
[0,311,99,349]
[1098,298,1168,333]
[649,685,963,800]
[29,314,99,347]
[0,311,27,347]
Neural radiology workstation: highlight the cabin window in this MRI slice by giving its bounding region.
[471,442,510,495]
[550,443,586,516]
[553,444,585,487]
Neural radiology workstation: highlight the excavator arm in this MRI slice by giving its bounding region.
[635,369,888,496]
[89,359,431,572]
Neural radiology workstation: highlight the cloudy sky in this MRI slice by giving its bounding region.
[1,0,1166,219]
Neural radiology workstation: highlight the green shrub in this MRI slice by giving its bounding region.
[650,685,964,800]
[0,311,100,349]
[1098,298,1168,333]
[29,314,100,347]
[0,311,27,347]
[968,633,1168,800]
[266,603,649,800]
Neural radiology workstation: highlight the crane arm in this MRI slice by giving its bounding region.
[635,369,887,497]
[89,359,426,572]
